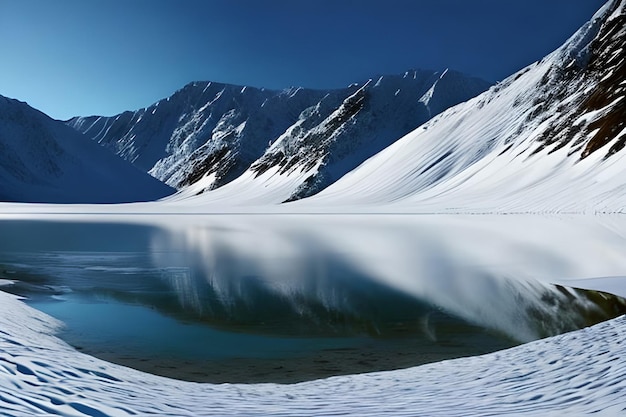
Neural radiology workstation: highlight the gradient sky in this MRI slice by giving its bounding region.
[0,0,606,120]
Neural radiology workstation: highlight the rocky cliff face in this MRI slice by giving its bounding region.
[68,70,491,200]
[515,0,626,161]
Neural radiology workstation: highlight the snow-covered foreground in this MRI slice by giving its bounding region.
[1,213,626,415]
[1,288,626,416]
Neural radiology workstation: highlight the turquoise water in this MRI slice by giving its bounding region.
[32,292,366,360]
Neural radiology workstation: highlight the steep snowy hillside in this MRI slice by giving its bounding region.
[250,70,491,201]
[68,71,490,200]
[0,96,174,203]
[69,83,331,190]
[300,0,626,213]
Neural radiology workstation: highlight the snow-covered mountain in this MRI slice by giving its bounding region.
[29,0,623,212]
[0,96,174,203]
[68,70,491,200]
[153,0,624,212]
[297,0,626,213]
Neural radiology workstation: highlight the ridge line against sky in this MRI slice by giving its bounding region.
[0,0,606,121]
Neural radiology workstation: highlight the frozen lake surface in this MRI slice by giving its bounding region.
[1,213,626,415]
[0,219,517,383]
[2,215,625,384]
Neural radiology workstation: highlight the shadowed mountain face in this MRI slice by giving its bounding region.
[67,70,491,200]
[0,96,174,203]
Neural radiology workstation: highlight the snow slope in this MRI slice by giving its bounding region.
[1,276,626,416]
[68,70,490,201]
[0,96,174,203]
[294,0,626,213]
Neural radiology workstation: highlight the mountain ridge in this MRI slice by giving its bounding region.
[293,0,626,213]
[0,95,174,203]
[5,0,621,210]
[68,69,492,201]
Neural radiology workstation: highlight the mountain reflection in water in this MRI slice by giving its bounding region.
[1,215,624,383]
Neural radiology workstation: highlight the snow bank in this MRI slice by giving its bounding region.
[2,212,626,415]
[1,289,625,416]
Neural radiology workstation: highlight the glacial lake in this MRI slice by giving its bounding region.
[1,215,625,383]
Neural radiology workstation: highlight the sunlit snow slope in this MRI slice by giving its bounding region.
[0,96,174,203]
[68,70,490,201]
[298,0,626,213]
[171,0,625,212]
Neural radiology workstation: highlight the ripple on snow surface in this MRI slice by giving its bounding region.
[1,291,625,416]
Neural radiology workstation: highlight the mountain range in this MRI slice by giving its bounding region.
[67,69,490,202]
[298,0,625,213]
[0,0,624,212]
[166,0,625,213]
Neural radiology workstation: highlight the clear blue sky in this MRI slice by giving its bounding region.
[0,0,606,120]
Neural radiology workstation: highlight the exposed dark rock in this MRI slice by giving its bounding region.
[68,70,491,200]
[580,10,626,159]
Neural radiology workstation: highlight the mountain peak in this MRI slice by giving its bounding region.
[0,95,174,203]
[294,0,626,213]
[69,69,491,201]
